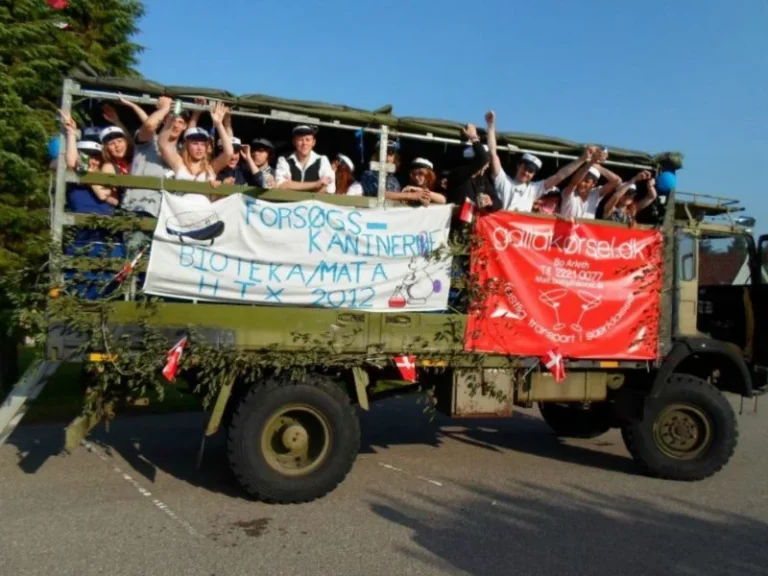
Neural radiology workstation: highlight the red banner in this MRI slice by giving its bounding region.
[464,212,664,360]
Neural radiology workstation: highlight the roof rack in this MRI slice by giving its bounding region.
[674,190,745,222]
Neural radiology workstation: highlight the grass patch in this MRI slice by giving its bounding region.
[17,347,203,424]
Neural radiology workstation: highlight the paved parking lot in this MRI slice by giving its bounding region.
[2,394,767,576]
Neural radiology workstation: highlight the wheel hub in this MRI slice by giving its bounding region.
[281,424,309,452]
[653,403,712,460]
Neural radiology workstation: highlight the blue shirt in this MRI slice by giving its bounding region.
[361,170,401,197]
[67,186,114,216]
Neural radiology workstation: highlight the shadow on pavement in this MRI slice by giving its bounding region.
[7,393,636,497]
[369,481,768,576]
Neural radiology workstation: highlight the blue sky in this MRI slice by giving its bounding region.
[135,0,767,235]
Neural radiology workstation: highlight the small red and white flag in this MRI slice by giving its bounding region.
[459,198,475,224]
[162,336,188,382]
[394,355,417,382]
[114,246,147,284]
[542,347,566,383]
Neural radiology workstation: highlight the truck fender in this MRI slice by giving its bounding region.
[652,338,753,398]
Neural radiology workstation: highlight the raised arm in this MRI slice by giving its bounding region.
[210,101,235,174]
[602,182,633,218]
[593,158,623,196]
[561,159,596,199]
[117,96,149,124]
[59,110,79,170]
[135,95,172,143]
[158,114,184,173]
[186,97,206,129]
[542,146,596,190]
[635,174,658,212]
[485,110,503,178]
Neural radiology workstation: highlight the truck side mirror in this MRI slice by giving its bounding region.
[759,234,768,284]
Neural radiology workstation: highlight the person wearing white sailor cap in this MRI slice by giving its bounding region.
[601,170,657,226]
[559,148,622,220]
[275,125,336,193]
[216,135,250,185]
[59,110,118,214]
[158,101,235,208]
[333,154,363,196]
[480,110,603,214]
[396,157,447,206]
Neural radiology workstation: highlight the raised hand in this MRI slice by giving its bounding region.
[633,170,652,182]
[484,110,496,126]
[240,144,250,158]
[478,193,493,208]
[102,104,119,124]
[462,123,479,142]
[59,109,76,133]
[210,101,228,125]
[156,95,173,111]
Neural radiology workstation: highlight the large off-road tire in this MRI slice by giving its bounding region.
[621,373,737,481]
[227,375,360,503]
[538,401,614,438]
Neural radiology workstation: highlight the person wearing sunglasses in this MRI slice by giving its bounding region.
[601,170,657,226]
[480,110,600,213]
[559,149,622,220]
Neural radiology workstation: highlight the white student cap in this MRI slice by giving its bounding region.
[82,126,102,142]
[99,125,125,144]
[521,153,543,169]
[412,158,434,170]
[217,136,242,148]
[292,125,318,136]
[336,154,355,172]
[626,183,638,193]
[587,166,601,180]
[77,140,103,154]
[463,144,489,159]
[184,127,210,141]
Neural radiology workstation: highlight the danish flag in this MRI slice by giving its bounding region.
[542,347,566,383]
[114,246,147,284]
[394,355,417,382]
[459,198,475,224]
[162,336,188,382]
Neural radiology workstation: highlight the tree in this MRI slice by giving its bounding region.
[0,0,144,389]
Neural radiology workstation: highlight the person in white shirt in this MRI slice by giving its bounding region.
[479,110,598,213]
[275,125,336,194]
[333,154,363,196]
[558,151,622,220]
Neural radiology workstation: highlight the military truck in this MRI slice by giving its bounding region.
[1,74,766,504]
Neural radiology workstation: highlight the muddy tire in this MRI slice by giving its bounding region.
[227,375,360,503]
[538,401,614,438]
[621,374,737,481]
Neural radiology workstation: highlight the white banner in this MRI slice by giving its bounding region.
[142,191,454,312]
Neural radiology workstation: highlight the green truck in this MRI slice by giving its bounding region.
[1,74,767,504]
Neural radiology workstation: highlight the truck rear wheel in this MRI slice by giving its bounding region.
[621,374,737,481]
[538,401,614,438]
[227,375,360,503]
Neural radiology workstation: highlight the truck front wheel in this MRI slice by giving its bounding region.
[538,401,614,438]
[227,375,360,503]
[621,373,738,481]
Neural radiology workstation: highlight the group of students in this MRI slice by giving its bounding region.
[60,98,657,227]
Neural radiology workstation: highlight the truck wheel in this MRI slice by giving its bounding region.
[621,374,737,481]
[227,375,360,503]
[538,401,614,438]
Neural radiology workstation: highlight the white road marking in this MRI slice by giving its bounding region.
[378,462,443,488]
[81,440,199,538]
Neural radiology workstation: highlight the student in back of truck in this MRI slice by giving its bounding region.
[274,125,336,193]
[480,110,599,213]
[558,149,622,220]
[158,100,234,206]
[333,154,363,196]
[401,158,446,205]
[445,122,502,216]
[215,110,249,185]
[360,139,402,198]
[60,111,117,215]
[241,138,276,188]
[602,170,657,226]
[124,95,191,217]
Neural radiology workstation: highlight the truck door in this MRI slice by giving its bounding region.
[696,234,753,353]
[753,235,768,367]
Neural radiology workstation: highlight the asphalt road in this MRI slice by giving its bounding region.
[2,394,767,576]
